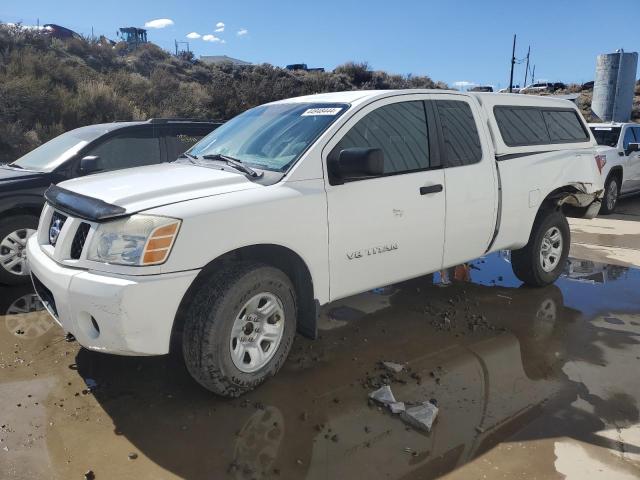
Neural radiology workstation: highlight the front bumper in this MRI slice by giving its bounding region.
[27,236,199,356]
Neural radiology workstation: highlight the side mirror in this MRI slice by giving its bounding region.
[627,143,640,154]
[80,155,102,174]
[329,148,384,184]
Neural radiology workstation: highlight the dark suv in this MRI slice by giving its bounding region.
[0,119,221,284]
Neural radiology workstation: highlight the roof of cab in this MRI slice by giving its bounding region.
[270,89,465,106]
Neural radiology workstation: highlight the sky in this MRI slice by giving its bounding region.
[1,0,638,89]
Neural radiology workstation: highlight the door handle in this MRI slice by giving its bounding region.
[420,184,443,195]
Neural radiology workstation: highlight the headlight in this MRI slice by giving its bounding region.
[87,215,181,266]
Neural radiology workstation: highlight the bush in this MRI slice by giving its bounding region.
[0,23,450,162]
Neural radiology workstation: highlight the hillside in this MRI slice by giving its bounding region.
[0,24,446,163]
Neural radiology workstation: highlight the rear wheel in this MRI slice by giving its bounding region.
[0,215,38,285]
[182,262,297,397]
[599,174,620,215]
[511,209,570,287]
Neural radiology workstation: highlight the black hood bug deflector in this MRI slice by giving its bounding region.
[44,184,128,222]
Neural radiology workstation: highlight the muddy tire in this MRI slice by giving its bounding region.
[599,174,620,215]
[0,215,38,285]
[511,209,570,287]
[182,262,297,397]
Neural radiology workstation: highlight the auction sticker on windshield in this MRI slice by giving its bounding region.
[302,107,343,116]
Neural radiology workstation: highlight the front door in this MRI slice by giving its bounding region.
[323,96,446,301]
[621,126,640,193]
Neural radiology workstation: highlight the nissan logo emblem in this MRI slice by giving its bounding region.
[49,218,63,245]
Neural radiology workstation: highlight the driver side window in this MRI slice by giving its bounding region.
[330,101,430,175]
[84,129,161,172]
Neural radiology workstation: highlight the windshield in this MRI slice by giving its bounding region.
[11,129,99,172]
[189,102,348,172]
[590,126,621,148]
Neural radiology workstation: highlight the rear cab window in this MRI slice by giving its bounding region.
[590,126,621,147]
[166,125,218,161]
[494,106,589,147]
[434,100,483,167]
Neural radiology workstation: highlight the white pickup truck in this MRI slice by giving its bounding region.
[27,90,603,396]
[589,122,640,213]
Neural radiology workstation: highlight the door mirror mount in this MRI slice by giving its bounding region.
[80,155,103,174]
[329,148,384,184]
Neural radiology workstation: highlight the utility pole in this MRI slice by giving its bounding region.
[523,46,530,87]
[509,34,516,93]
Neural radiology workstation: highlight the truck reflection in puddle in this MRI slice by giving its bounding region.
[0,253,638,479]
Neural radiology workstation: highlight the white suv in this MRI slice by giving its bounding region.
[28,90,603,396]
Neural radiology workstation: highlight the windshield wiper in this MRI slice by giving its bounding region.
[178,152,199,164]
[6,163,23,169]
[202,154,262,178]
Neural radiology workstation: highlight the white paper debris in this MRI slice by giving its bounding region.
[388,402,406,414]
[401,402,439,432]
[382,361,404,373]
[369,385,396,405]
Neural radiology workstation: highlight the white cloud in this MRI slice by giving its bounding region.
[237,28,248,36]
[186,32,201,39]
[202,34,222,42]
[144,18,174,29]
[215,22,225,32]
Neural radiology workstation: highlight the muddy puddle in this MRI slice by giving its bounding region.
[1,253,639,479]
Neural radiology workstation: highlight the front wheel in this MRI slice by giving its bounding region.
[599,175,619,215]
[511,209,570,287]
[182,262,297,397]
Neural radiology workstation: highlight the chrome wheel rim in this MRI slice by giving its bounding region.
[230,292,285,373]
[540,226,563,273]
[607,180,618,211]
[0,228,36,276]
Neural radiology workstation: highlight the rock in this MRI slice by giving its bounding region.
[369,385,396,405]
[128,452,138,460]
[65,333,76,342]
[381,361,404,373]
[84,470,95,480]
[331,434,339,442]
[400,402,439,432]
[388,402,406,414]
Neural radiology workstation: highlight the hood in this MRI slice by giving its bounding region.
[0,165,45,183]
[58,162,261,214]
[594,145,618,155]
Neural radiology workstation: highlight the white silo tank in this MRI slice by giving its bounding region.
[592,50,638,122]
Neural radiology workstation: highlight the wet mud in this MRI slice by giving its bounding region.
[1,253,639,479]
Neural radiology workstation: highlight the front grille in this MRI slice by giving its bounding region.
[49,211,67,246]
[71,222,91,259]
[32,274,58,319]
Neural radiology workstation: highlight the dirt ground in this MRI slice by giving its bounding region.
[1,198,640,480]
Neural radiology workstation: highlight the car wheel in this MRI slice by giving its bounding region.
[511,209,570,287]
[0,215,38,285]
[182,262,297,397]
[599,174,619,215]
